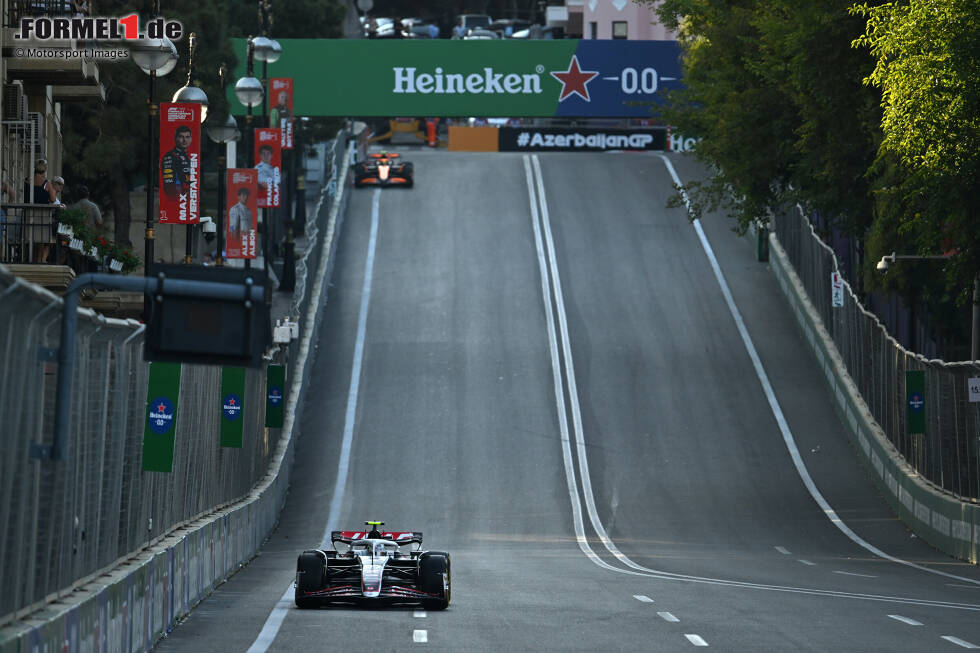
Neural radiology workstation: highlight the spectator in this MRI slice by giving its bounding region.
[70,184,103,230]
[452,18,466,39]
[51,176,66,206]
[428,22,439,39]
[24,159,57,263]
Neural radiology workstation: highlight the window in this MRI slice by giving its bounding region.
[612,21,627,39]
[589,21,597,39]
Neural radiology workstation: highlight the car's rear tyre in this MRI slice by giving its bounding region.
[419,551,450,610]
[295,551,325,609]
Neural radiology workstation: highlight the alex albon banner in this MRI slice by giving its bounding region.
[142,361,181,472]
[230,39,681,118]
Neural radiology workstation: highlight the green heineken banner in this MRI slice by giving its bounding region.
[906,370,926,434]
[142,362,181,472]
[230,39,682,117]
[266,364,285,428]
[220,367,246,448]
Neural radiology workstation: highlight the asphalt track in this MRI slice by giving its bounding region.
[154,150,980,652]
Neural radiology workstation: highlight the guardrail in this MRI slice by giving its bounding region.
[773,206,980,499]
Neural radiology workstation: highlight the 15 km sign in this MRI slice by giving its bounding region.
[230,39,681,118]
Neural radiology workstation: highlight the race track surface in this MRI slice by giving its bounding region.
[154,150,980,652]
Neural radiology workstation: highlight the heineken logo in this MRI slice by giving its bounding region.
[393,66,543,95]
[268,386,283,407]
[148,397,175,435]
[909,394,924,411]
[223,394,243,421]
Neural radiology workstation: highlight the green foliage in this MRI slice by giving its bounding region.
[852,0,980,303]
[650,0,882,237]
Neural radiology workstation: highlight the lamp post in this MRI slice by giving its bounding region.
[235,38,264,270]
[130,34,178,276]
[207,113,240,268]
[875,252,979,359]
[254,3,283,279]
[172,33,209,264]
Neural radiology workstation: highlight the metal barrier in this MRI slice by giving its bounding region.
[773,206,980,499]
[0,204,63,264]
[0,132,351,627]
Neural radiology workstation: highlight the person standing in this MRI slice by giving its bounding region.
[70,184,103,230]
[24,159,57,262]
[452,18,466,39]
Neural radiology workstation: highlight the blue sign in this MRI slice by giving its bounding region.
[908,393,924,412]
[222,393,243,421]
[267,386,283,407]
[148,396,176,435]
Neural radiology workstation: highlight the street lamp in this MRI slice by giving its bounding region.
[130,30,178,284]
[236,38,263,270]
[207,111,240,268]
[171,33,209,264]
[875,251,979,359]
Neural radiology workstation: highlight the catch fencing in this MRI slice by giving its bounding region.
[773,207,980,499]
[0,132,351,627]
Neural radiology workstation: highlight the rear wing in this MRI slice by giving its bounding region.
[369,152,400,159]
[331,531,423,545]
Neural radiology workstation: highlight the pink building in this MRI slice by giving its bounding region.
[551,0,678,40]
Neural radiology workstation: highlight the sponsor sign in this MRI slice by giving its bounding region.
[266,364,285,428]
[159,103,201,224]
[831,271,844,308]
[220,367,246,448]
[906,371,926,434]
[254,128,282,208]
[499,127,666,152]
[142,362,181,472]
[225,169,258,259]
[969,378,980,403]
[230,39,682,117]
[269,78,294,149]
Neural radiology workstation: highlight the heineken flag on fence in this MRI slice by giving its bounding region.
[906,370,926,435]
[266,364,285,428]
[220,367,246,448]
[142,361,181,472]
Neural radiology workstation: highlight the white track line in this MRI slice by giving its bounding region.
[413,629,428,643]
[685,634,709,646]
[634,595,654,603]
[834,571,877,579]
[246,188,382,653]
[942,636,980,649]
[775,546,791,555]
[887,615,922,626]
[659,612,680,623]
[798,560,816,567]
[525,153,980,612]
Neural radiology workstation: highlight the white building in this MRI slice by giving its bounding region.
[549,0,677,40]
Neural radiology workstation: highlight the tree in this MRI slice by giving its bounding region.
[648,0,882,238]
[852,0,980,304]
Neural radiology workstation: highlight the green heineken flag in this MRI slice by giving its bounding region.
[142,362,181,472]
[220,367,246,448]
[906,370,926,434]
[266,364,285,428]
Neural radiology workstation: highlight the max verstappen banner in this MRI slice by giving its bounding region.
[159,102,201,224]
[225,169,258,259]
[254,128,282,208]
[230,39,681,118]
[499,127,666,152]
[269,77,294,149]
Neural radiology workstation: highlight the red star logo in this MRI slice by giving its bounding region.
[157,403,166,412]
[550,55,599,102]
[229,398,236,405]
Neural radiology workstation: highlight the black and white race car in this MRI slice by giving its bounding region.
[295,522,451,609]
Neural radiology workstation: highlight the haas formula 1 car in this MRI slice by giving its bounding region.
[353,152,414,188]
[295,522,451,609]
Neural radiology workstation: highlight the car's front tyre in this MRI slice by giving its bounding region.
[419,551,451,610]
[295,551,325,609]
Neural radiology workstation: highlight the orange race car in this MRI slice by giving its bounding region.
[353,151,414,188]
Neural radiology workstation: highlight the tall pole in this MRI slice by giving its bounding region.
[972,274,979,361]
[216,154,225,267]
[145,71,157,273]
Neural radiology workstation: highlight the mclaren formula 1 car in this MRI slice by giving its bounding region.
[353,152,414,188]
[295,521,451,609]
